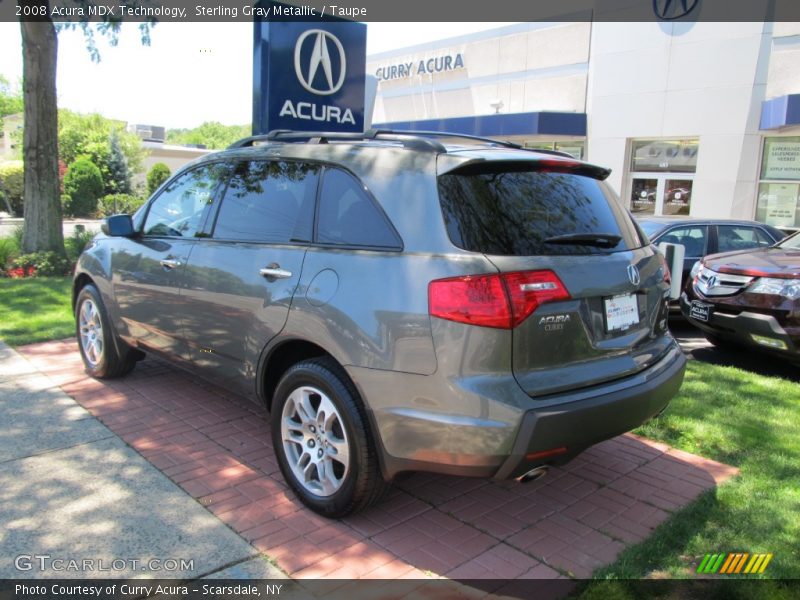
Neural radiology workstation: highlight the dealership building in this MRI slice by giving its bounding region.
[367,21,800,229]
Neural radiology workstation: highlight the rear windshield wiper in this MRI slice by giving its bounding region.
[543,233,622,248]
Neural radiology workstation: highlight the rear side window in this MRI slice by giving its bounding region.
[316,169,400,248]
[438,163,645,256]
[213,161,318,243]
[717,225,773,253]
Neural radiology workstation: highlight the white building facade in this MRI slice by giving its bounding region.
[367,22,800,229]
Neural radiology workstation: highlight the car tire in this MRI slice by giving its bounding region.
[271,357,388,517]
[75,284,139,379]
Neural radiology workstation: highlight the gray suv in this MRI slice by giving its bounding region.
[73,130,686,517]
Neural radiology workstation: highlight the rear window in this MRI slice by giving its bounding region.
[438,163,645,256]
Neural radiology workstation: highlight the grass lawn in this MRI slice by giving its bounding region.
[0,276,74,346]
[580,359,800,596]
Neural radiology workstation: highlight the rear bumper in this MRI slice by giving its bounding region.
[679,292,799,356]
[351,341,686,481]
[493,343,686,480]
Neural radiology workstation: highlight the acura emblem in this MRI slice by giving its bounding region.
[294,30,346,95]
[653,0,700,20]
[627,264,641,286]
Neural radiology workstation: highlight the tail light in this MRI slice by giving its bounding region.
[429,270,570,329]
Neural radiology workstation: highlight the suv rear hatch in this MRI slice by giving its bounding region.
[437,155,672,397]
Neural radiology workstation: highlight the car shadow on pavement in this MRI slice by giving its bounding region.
[15,339,739,584]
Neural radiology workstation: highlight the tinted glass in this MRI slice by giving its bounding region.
[717,225,773,253]
[658,226,707,258]
[317,169,399,248]
[438,164,645,256]
[213,161,318,243]
[143,164,227,237]
[637,220,665,238]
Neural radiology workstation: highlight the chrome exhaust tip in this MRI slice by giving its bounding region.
[517,466,548,483]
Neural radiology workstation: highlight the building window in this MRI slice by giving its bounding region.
[756,137,800,229]
[524,141,585,160]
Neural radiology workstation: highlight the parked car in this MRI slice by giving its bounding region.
[636,216,785,287]
[73,130,686,517]
[681,231,800,361]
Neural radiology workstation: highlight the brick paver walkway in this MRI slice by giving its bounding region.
[19,339,738,581]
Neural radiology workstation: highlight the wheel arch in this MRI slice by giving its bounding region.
[258,338,333,413]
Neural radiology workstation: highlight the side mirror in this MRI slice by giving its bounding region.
[101,214,135,237]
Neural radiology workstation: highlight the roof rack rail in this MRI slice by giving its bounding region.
[227,129,576,158]
[227,129,447,152]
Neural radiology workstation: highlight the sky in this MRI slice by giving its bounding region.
[0,22,515,129]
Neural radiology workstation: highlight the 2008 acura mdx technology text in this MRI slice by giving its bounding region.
[73,130,686,517]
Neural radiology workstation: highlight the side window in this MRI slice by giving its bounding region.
[717,225,773,253]
[317,169,400,248]
[143,164,227,237]
[661,226,708,258]
[213,161,318,243]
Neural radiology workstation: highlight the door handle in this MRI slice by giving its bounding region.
[160,259,182,270]
[259,264,292,280]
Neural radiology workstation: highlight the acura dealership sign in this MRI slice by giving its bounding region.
[253,5,366,134]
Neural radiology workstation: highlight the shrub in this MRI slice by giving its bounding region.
[147,162,171,196]
[99,193,145,217]
[65,227,97,262]
[10,251,72,277]
[63,158,104,217]
[0,161,24,216]
[0,237,19,273]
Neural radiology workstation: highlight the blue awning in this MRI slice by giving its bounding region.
[373,111,586,137]
[760,94,800,130]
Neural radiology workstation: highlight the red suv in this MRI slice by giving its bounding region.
[681,232,800,361]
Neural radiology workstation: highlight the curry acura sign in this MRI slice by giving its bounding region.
[375,54,465,81]
[252,4,366,134]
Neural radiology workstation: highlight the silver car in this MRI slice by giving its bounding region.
[73,130,686,517]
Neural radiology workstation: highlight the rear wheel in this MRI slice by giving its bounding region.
[271,357,387,517]
[75,284,139,378]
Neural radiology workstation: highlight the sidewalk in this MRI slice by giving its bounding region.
[3,338,739,585]
[0,341,285,580]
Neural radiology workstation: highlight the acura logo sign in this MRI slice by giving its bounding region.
[627,264,641,286]
[653,0,700,20]
[294,29,346,95]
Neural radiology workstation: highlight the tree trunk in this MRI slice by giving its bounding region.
[20,13,64,255]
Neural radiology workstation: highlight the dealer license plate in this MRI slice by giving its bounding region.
[689,300,712,322]
[604,293,639,332]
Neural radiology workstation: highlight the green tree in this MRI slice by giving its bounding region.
[167,122,250,150]
[63,158,104,217]
[146,162,171,196]
[0,161,24,216]
[18,2,152,255]
[58,109,144,194]
[0,75,23,131]
[107,131,132,195]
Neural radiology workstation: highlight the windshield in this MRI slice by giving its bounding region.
[438,163,646,256]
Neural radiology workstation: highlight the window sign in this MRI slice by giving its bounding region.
[761,137,800,180]
[757,183,799,228]
[630,139,699,173]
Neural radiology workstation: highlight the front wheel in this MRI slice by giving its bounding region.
[75,284,139,379]
[271,357,387,517]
